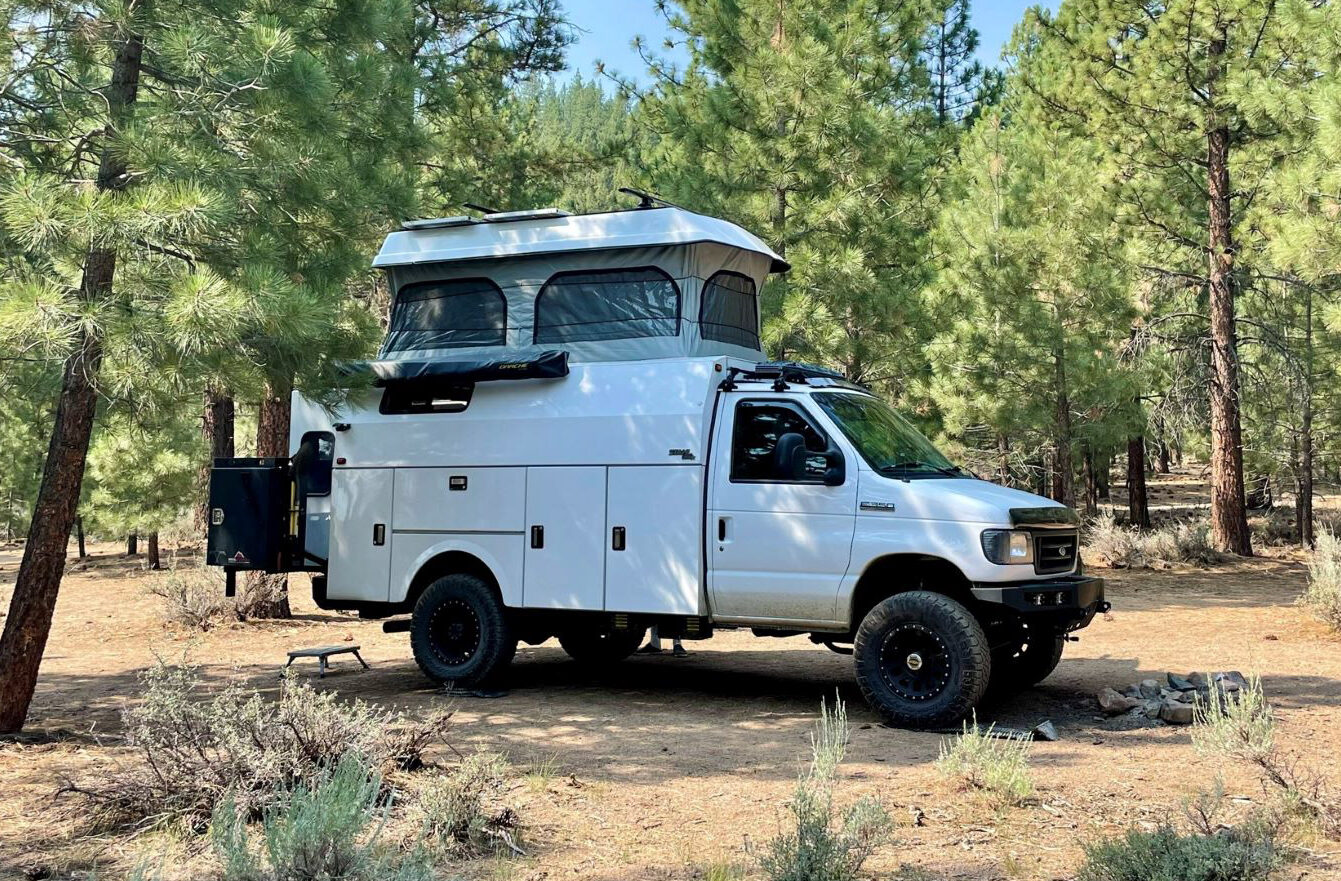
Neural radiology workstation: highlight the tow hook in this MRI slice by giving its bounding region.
[1098,601,1113,614]
[1062,634,1081,642]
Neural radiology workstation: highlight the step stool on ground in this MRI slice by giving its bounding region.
[285,645,370,678]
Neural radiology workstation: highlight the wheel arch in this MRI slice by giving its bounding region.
[403,548,505,611]
[845,553,975,632]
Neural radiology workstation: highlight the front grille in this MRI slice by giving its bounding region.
[1034,531,1078,575]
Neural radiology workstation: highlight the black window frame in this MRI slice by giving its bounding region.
[384,277,508,353]
[699,270,760,349]
[378,379,475,415]
[532,265,682,344]
[728,398,835,485]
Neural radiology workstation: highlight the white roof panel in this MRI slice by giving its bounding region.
[373,206,789,273]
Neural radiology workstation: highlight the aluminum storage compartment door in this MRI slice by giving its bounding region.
[327,468,394,601]
[523,466,606,609]
[605,466,703,615]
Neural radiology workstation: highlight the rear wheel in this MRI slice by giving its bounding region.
[410,574,515,686]
[853,591,991,729]
[558,627,646,665]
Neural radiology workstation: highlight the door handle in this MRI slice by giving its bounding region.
[611,526,626,551]
[717,517,729,542]
[530,525,544,549]
[372,523,385,546]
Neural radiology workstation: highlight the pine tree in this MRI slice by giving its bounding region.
[629,0,943,388]
[1018,0,1327,555]
[923,0,985,124]
[924,112,1139,506]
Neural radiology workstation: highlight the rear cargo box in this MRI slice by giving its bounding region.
[206,458,292,572]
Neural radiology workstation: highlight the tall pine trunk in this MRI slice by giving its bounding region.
[1083,444,1098,515]
[243,379,292,619]
[75,518,86,560]
[126,533,138,556]
[1205,30,1252,556]
[0,28,144,734]
[1127,436,1151,531]
[1298,285,1315,547]
[147,532,161,570]
[1051,338,1074,507]
[996,433,1011,487]
[194,388,235,535]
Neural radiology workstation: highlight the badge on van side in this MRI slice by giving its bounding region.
[668,448,696,461]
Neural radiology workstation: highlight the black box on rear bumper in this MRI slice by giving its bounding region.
[971,575,1107,630]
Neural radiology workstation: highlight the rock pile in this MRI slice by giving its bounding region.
[1096,671,1250,725]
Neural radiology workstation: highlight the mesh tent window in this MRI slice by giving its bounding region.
[534,267,681,344]
[383,278,507,354]
[699,270,759,349]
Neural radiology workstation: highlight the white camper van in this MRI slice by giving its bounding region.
[207,197,1107,728]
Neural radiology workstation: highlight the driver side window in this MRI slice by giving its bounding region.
[730,401,829,482]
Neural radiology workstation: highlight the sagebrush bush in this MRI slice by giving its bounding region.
[67,660,452,829]
[212,752,434,881]
[409,750,520,855]
[758,696,890,881]
[1084,512,1223,569]
[935,716,1033,807]
[1302,530,1341,632]
[147,566,234,629]
[1077,824,1276,881]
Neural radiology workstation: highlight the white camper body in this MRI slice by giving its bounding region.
[211,202,1106,729]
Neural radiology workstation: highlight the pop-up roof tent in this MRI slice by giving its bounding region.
[367,203,788,379]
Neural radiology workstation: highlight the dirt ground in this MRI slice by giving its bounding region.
[2,473,1340,880]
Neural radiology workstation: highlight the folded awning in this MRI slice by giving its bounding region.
[342,350,569,386]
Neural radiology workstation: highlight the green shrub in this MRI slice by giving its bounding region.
[758,696,890,881]
[146,566,234,630]
[1077,824,1276,881]
[410,750,520,855]
[1302,530,1341,632]
[67,660,452,829]
[935,716,1033,807]
[212,753,433,881]
[1192,673,1275,767]
[1084,512,1224,569]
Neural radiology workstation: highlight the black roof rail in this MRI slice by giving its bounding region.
[720,361,868,392]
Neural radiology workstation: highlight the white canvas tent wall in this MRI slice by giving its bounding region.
[371,206,788,365]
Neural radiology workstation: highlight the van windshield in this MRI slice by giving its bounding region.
[813,392,966,478]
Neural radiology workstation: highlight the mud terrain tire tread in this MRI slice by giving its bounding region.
[853,591,991,729]
[410,573,514,686]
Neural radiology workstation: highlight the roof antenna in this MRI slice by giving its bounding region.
[463,202,499,215]
[619,187,684,210]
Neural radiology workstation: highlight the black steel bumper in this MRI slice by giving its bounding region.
[971,574,1108,630]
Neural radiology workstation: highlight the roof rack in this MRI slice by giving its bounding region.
[720,361,868,392]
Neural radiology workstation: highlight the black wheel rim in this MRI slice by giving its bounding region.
[429,599,481,667]
[878,623,952,702]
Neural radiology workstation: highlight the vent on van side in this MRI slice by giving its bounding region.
[379,379,474,414]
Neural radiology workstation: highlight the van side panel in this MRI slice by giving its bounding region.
[392,467,525,532]
[327,469,394,601]
[388,532,525,606]
[523,466,606,609]
[605,465,704,615]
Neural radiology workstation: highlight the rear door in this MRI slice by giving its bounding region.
[523,466,606,609]
[327,468,394,601]
[707,398,856,624]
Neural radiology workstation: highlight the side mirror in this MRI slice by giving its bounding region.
[822,449,845,486]
[775,432,809,480]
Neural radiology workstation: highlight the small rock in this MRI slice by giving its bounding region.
[1031,720,1060,741]
[1264,634,1279,641]
[1139,679,1163,699]
[1188,672,1210,688]
[1122,684,1144,699]
[1167,672,1196,691]
[1160,697,1195,724]
[1098,688,1140,715]
[1214,671,1250,691]
[1172,690,1195,703]
[1141,700,1163,717]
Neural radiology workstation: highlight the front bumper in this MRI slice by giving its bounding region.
[971,574,1108,630]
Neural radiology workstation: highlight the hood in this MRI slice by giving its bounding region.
[862,471,1074,526]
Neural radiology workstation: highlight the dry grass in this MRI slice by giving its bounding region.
[935,716,1033,807]
[1302,530,1341,632]
[1084,512,1223,569]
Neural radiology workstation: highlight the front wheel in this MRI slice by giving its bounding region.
[558,627,646,665]
[991,627,1064,693]
[853,591,991,729]
[410,574,515,687]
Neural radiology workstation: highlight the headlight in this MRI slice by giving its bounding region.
[981,529,1034,565]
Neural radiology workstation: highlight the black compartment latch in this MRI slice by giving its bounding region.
[372,523,386,546]
[530,525,544,548]
[612,526,626,551]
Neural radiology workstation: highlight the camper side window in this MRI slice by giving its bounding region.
[700,271,759,349]
[730,401,830,483]
[534,267,680,343]
[383,278,506,354]
[379,380,475,415]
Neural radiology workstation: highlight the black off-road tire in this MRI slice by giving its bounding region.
[853,591,991,729]
[558,627,646,665]
[410,574,515,687]
[991,631,1064,693]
